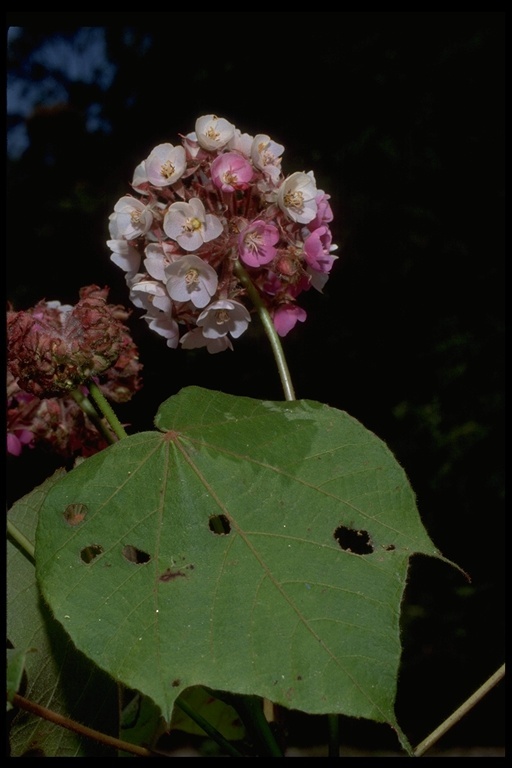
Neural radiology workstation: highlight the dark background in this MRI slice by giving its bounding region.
[6,13,505,753]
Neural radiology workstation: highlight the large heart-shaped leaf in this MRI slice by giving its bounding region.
[35,386,451,750]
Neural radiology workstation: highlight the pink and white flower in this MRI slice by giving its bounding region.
[251,134,285,184]
[277,171,318,224]
[129,277,172,314]
[144,313,180,349]
[107,238,142,274]
[211,152,253,193]
[144,143,187,187]
[131,161,149,193]
[163,197,223,252]
[144,242,180,281]
[180,327,234,353]
[109,196,153,240]
[165,254,218,308]
[238,220,279,268]
[196,299,251,339]
[106,114,338,353]
[227,129,254,157]
[195,115,235,151]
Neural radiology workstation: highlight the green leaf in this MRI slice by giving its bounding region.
[119,690,166,755]
[170,686,245,740]
[7,471,118,757]
[35,387,454,751]
[6,647,35,710]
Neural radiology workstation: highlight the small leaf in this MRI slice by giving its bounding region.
[35,387,456,750]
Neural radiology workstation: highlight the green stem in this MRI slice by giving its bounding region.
[413,663,505,757]
[70,387,118,445]
[175,696,244,758]
[327,713,340,757]
[234,260,296,402]
[234,695,284,757]
[87,381,128,440]
[7,520,35,561]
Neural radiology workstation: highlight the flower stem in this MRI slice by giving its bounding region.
[70,387,118,445]
[234,260,296,402]
[86,381,128,440]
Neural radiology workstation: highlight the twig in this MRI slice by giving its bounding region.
[413,663,505,757]
[11,693,159,757]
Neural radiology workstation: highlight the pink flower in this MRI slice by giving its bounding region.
[304,226,336,273]
[7,429,34,456]
[308,192,334,231]
[273,304,307,337]
[238,220,279,267]
[211,152,253,192]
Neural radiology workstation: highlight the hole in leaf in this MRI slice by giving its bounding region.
[172,679,181,687]
[80,544,104,563]
[208,514,231,535]
[333,525,374,555]
[64,503,88,526]
[122,545,151,564]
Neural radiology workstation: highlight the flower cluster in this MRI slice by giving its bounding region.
[107,114,338,352]
[7,285,142,398]
[7,286,143,458]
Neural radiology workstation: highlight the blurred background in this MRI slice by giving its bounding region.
[6,13,505,754]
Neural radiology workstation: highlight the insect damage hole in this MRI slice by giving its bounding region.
[208,514,231,535]
[64,503,88,526]
[333,525,374,555]
[122,545,151,564]
[80,544,104,563]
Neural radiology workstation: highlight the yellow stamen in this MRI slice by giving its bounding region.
[160,160,176,179]
[185,268,199,286]
[284,191,304,210]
